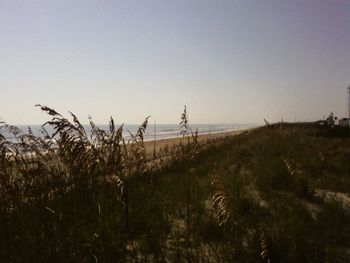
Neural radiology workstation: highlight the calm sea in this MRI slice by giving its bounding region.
[3,123,257,142]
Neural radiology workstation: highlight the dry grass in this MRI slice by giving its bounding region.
[1,107,350,262]
[209,172,230,226]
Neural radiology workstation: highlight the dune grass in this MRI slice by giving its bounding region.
[1,106,350,262]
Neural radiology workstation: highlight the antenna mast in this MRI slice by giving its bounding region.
[348,86,350,119]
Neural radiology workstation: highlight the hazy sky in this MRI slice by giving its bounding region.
[1,0,349,124]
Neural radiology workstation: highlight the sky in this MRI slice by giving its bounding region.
[0,0,349,125]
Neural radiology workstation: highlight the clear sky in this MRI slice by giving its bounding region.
[0,0,349,125]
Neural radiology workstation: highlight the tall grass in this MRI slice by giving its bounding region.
[1,107,350,262]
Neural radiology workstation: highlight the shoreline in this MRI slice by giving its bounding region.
[143,127,258,153]
[4,127,259,159]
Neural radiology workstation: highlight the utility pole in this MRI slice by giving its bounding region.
[153,118,156,159]
[348,86,350,119]
[348,86,350,125]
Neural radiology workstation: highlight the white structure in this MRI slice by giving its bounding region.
[321,87,350,126]
[327,112,334,125]
[338,86,350,126]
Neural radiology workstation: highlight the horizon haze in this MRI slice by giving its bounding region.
[1,0,349,125]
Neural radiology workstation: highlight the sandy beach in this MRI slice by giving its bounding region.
[144,127,255,153]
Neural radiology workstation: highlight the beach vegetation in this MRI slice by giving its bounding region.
[1,107,350,261]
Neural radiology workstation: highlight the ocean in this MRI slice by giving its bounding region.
[2,123,257,142]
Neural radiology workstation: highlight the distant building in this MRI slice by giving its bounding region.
[339,118,350,127]
[319,86,350,127]
[326,112,335,125]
